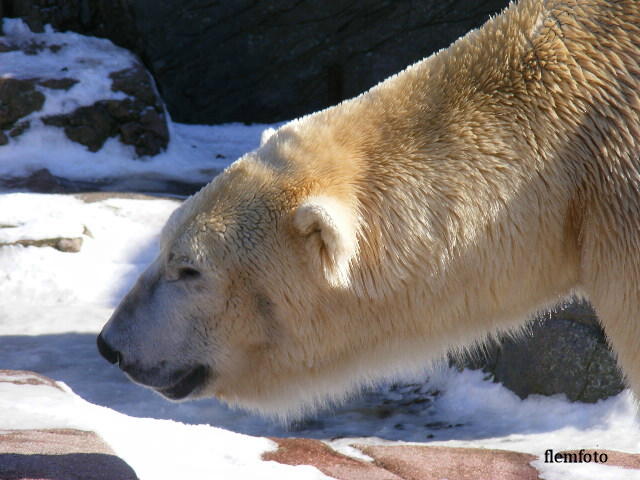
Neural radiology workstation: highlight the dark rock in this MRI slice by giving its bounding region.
[0,41,19,52]
[9,121,30,137]
[110,65,160,109]
[22,40,48,55]
[44,102,116,152]
[0,26,167,155]
[39,77,79,90]
[4,0,510,123]
[451,301,625,403]
[130,0,511,124]
[0,168,205,196]
[43,97,168,156]
[0,78,45,128]
[40,65,169,156]
[1,168,76,193]
[4,0,139,50]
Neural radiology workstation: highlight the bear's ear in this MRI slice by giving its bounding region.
[293,196,358,288]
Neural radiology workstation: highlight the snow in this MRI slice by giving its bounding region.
[2,18,640,480]
[0,372,328,480]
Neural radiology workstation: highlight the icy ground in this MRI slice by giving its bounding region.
[1,17,640,480]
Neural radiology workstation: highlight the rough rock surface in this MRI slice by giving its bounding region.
[42,64,168,156]
[0,30,168,156]
[358,445,540,480]
[264,437,404,480]
[451,301,625,402]
[0,429,140,480]
[0,371,139,480]
[0,78,44,130]
[265,438,640,480]
[3,0,511,123]
[0,235,83,253]
[0,199,89,252]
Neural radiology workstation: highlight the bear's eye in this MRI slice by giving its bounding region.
[178,266,201,280]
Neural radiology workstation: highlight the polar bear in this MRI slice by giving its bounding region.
[98,0,640,418]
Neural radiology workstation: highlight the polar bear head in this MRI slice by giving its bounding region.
[96,120,399,418]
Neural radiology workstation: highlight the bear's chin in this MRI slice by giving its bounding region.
[151,365,211,401]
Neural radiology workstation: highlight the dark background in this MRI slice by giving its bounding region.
[2,0,510,124]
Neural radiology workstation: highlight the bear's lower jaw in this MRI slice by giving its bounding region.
[154,364,210,401]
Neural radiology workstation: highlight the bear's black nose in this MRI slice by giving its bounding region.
[97,334,121,365]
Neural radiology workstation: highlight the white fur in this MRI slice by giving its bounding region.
[294,195,359,288]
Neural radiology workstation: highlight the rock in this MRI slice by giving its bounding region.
[2,1,139,49]
[451,301,625,403]
[42,68,169,156]
[0,77,45,128]
[358,445,541,480]
[0,429,139,480]
[0,26,169,157]
[9,121,30,137]
[110,64,160,108]
[264,438,402,480]
[1,168,74,193]
[39,77,79,90]
[4,0,510,123]
[269,439,640,480]
[0,369,65,390]
[0,371,139,480]
[559,450,640,470]
[0,168,205,196]
[0,236,83,253]
[267,440,640,480]
[43,101,117,153]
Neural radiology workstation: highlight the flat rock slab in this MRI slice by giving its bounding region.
[0,429,139,480]
[0,369,64,390]
[265,438,543,480]
[0,371,138,480]
[558,449,640,470]
[264,438,403,480]
[358,444,541,480]
[266,439,640,480]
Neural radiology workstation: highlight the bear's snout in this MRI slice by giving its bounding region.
[97,333,121,365]
[97,324,211,401]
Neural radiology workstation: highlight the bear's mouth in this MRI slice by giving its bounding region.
[157,365,209,400]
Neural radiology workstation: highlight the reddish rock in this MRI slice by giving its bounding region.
[0,371,139,480]
[264,438,402,480]
[0,429,139,480]
[358,445,541,480]
[0,370,65,390]
[559,449,640,471]
[265,438,548,480]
